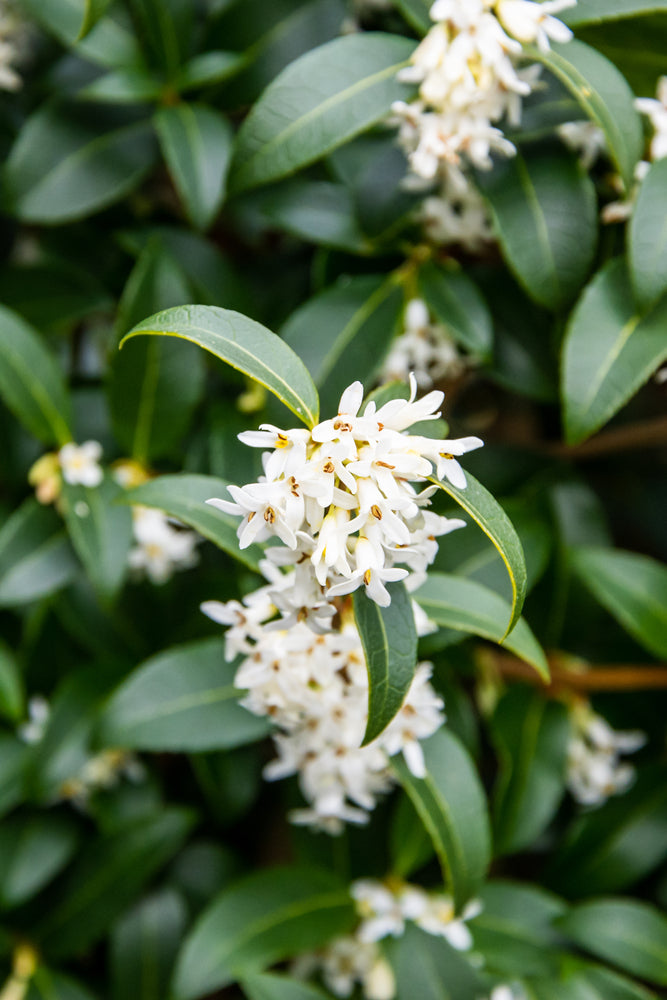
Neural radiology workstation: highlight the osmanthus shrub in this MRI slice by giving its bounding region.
[0,1,666,999]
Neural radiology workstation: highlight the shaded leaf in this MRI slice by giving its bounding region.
[242,973,332,1000]
[111,889,188,1000]
[386,923,485,1000]
[628,158,667,310]
[0,500,78,608]
[60,476,133,602]
[0,735,29,819]
[0,814,80,910]
[418,260,493,359]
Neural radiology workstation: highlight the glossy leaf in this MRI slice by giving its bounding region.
[563,0,667,25]
[22,0,112,45]
[562,259,667,444]
[111,889,188,1000]
[491,686,571,855]
[98,638,270,752]
[60,476,133,602]
[414,573,548,679]
[261,180,370,254]
[353,582,417,746]
[0,305,72,446]
[387,923,485,1000]
[0,643,23,722]
[281,274,403,416]
[478,147,597,310]
[172,866,355,999]
[0,500,78,608]
[121,474,263,572]
[175,51,246,91]
[393,728,491,909]
[242,973,332,1000]
[571,546,667,658]
[628,158,667,310]
[557,898,667,985]
[3,105,156,224]
[527,39,643,189]
[155,104,233,231]
[394,0,431,33]
[0,814,80,910]
[418,260,493,359]
[34,809,195,957]
[229,33,415,193]
[430,473,527,638]
[120,305,320,427]
[78,68,164,104]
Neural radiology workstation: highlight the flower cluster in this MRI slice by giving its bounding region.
[391,0,576,247]
[294,877,481,999]
[566,703,646,807]
[380,298,466,389]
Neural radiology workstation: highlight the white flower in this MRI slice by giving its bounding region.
[0,2,26,91]
[18,695,50,744]
[496,0,575,51]
[128,506,199,584]
[636,76,667,161]
[58,441,104,488]
[381,298,466,389]
[566,705,646,807]
[294,936,396,1000]
[559,120,607,169]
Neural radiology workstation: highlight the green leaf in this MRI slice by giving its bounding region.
[353,582,417,746]
[0,735,29,819]
[109,242,205,462]
[563,0,667,25]
[562,259,667,444]
[155,104,233,231]
[242,973,332,1000]
[260,180,371,254]
[390,793,436,879]
[78,68,164,104]
[394,0,431,33]
[22,0,111,45]
[35,809,195,957]
[430,473,527,638]
[127,0,193,75]
[547,766,667,896]
[628,158,667,310]
[0,814,80,910]
[571,546,667,658]
[386,923,485,1000]
[418,260,493,359]
[229,33,415,194]
[414,573,548,679]
[490,687,570,855]
[121,474,263,572]
[120,305,320,427]
[175,51,246,91]
[0,305,72,446]
[172,866,355,999]
[393,728,491,909]
[281,274,403,416]
[60,476,133,602]
[477,146,597,310]
[559,965,658,1000]
[3,105,157,224]
[111,889,188,1000]
[0,500,78,608]
[526,39,643,189]
[26,970,98,1000]
[557,898,667,985]
[470,881,566,980]
[0,260,111,331]
[98,638,270,752]
[0,643,23,723]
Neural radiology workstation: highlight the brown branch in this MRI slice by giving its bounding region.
[491,652,667,692]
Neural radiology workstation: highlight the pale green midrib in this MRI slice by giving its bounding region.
[0,337,71,444]
[132,338,161,463]
[515,154,560,302]
[16,119,152,208]
[422,773,467,899]
[125,326,317,426]
[591,568,667,623]
[500,699,543,842]
[579,313,640,419]
[117,683,238,726]
[236,57,410,178]
[316,278,396,386]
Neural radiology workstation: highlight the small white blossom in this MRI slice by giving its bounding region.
[18,695,50,744]
[559,120,607,169]
[381,298,466,389]
[567,704,646,807]
[128,506,199,584]
[636,76,667,162]
[58,441,104,488]
[496,0,575,51]
[0,2,26,91]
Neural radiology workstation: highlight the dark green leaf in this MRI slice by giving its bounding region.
[0,305,72,445]
[172,866,355,999]
[394,0,431,33]
[353,582,417,746]
[120,305,320,427]
[60,476,133,602]
[260,180,370,253]
[0,500,78,608]
[3,105,157,224]
[563,0,667,25]
[175,51,246,91]
[562,259,667,444]
[35,809,195,957]
[414,573,548,679]
[121,473,263,572]
[0,261,111,331]
[0,735,29,819]
[128,0,193,74]
[628,158,667,310]
[242,973,332,1000]
[390,793,435,878]
[418,260,493,359]
[281,274,403,416]
[0,814,80,909]
[155,104,233,231]
[0,642,24,722]
[430,473,527,637]
[78,68,164,103]
[571,546,667,658]
[22,0,111,45]
[527,39,643,189]
[386,921,485,1000]
[26,970,98,1000]
[478,147,597,310]
[229,33,415,193]
[557,898,667,985]
[491,687,570,855]
[393,728,491,909]
[111,889,188,1000]
[98,638,270,751]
